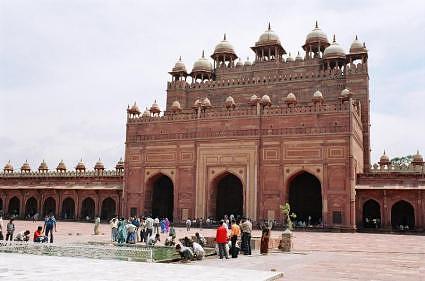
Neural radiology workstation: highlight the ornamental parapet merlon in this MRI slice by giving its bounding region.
[128,100,360,123]
[368,163,425,174]
[0,170,124,178]
[127,125,350,144]
[167,62,367,90]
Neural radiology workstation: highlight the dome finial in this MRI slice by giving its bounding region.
[179,55,182,61]
[202,50,205,58]
[315,20,318,28]
[332,34,336,43]
[355,34,358,40]
[268,22,271,30]
[223,33,226,40]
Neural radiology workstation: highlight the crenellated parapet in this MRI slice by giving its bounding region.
[0,169,124,178]
[128,99,361,123]
[167,61,368,90]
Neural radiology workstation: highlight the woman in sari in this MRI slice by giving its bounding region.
[165,218,170,233]
[117,219,127,244]
[160,219,166,233]
[126,222,136,244]
[260,225,270,255]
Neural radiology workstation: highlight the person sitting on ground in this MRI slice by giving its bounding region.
[192,241,205,260]
[195,232,206,247]
[175,244,194,262]
[183,236,193,248]
[15,230,31,242]
[164,235,176,246]
[33,226,48,243]
[147,233,160,246]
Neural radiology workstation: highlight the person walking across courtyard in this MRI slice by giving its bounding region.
[110,217,118,242]
[260,225,271,255]
[240,217,252,255]
[44,213,57,243]
[215,220,229,259]
[186,218,191,231]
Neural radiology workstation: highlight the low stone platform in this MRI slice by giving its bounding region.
[0,253,283,281]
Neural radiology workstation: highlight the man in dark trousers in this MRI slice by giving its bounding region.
[215,220,229,259]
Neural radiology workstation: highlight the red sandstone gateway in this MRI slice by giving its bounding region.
[1,23,424,232]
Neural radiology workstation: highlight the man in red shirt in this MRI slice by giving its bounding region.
[33,226,48,243]
[215,220,229,259]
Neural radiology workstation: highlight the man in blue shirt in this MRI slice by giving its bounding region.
[44,212,57,243]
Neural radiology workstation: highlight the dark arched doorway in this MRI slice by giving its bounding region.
[215,173,243,220]
[288,172,322,226]
[101,197,116,220]
[8,196,20,217]
[61,198,75,219]
[151,175,174,220]
[81,197,95,220]
[43,197,56,216]
[391,200,415,230]
[25,197,38,218]
[363,199,381,228]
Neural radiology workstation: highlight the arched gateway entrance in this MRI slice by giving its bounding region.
[214,173,243,220]
[25,197,38,218]
[391,200,415,230]
[101,197,116,220]
[363,199,381,228]
[288,172,322,226]
[43,197,56,216]
[62,198,75,219]
[151,175,174,220]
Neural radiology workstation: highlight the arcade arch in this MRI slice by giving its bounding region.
[391,200,415,230]
[25,197,38,218]
[100,197,116,220]
[8,196,20,217]
[362,199,381,228]
[81,197,95,220]
[288,171,322,226]
[61,197,75,219]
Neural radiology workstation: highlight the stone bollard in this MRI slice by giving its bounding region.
[278,229,292,252]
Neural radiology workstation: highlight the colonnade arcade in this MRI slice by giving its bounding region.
[0,191,120,220]
[361,198,417,230]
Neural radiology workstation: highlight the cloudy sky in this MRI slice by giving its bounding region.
[1,0,424,170]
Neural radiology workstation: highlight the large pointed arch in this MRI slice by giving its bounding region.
[25,197,38,218]
[362,199,381,228]
[43,197,56,216]
[391,200,415,230]
[145,173,174,220]
[208,171,244,220]
[80,197,95,220]
[288,171,322,226]
[8,196,20,217]
[100,197,116,220]
[61,197,75,219]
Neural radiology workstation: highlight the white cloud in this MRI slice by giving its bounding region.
[1,0,424,168]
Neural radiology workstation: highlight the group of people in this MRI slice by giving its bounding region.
[109,216,175,246]
[174,234,206,261]
[214,216,271,259]
[0,213,57,243]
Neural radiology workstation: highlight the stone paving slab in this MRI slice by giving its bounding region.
[8,221,425,281]
[0,253,283,281]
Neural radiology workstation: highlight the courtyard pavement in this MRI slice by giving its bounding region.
[4,220,425,281]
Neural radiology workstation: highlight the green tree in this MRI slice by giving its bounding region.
[280,203,296,230]
[390,155,414,166]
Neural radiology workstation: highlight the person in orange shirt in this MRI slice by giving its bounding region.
[230,220,241,258]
